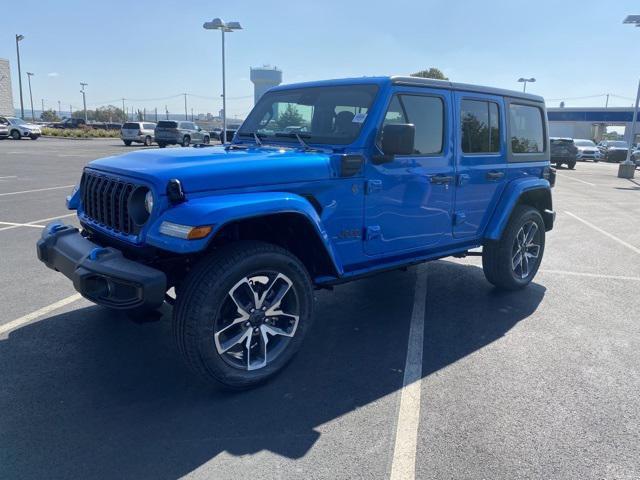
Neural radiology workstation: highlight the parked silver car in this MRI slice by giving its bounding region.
[0,116,41,140]
[121,121,156,146]
[574,139,601,162]
[154,120,210,148]
[0,121,8,139]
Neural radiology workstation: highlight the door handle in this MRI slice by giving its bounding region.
[486,171,505,180]
[429,174,453,185]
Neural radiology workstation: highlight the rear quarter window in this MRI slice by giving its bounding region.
[509,104,544,154]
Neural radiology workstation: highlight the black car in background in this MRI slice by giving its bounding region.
[550,137,578,169]
[598,140,629,162]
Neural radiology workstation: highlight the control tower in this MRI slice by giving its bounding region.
[250,66,282,104]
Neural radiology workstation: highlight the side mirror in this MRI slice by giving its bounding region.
[381,123,415,156]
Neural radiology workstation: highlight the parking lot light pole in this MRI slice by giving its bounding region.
[80,83,88,123]
[15,34,25,119]
[518,77,536,93]
[618,15,640,179]
[203,18,242,144]
[26,72,35,121]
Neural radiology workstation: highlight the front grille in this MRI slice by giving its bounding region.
[80,171,138,235]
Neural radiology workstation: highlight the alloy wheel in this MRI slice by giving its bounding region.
[511,220,541,279]
[214,272,300,371]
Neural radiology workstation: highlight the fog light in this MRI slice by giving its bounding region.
[159,221,212,240]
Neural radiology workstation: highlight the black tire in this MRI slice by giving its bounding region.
[567,160,576,170]
[30,135,39,140]
[555,162,562,169]
[203,135,210,145]
[181,135,190,147]
[123,140,132,146]
[10,130,21,140]
[482,205,545,290]
[144,136,152,146]
[158,142,166,148]
[173,241,314,389]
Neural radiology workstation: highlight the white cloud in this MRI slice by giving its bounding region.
[47,72,59,77]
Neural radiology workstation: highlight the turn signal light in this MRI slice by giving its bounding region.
[187,226,213,240]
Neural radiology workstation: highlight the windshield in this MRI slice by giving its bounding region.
[609,141,628,148]
[574,140,595,147]
[239,84,379,145]
[8,117,26,126]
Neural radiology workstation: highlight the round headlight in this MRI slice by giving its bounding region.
[144,190,154,214]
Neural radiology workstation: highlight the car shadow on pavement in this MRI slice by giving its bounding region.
[0,261,545,480]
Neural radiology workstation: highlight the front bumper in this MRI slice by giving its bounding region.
[37,223,166,309]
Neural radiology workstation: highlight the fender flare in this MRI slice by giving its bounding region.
[145,191,343,274]
[484,178,552,241]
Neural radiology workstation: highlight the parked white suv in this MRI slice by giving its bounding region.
[120,121,156,146]
[0,116,41,140]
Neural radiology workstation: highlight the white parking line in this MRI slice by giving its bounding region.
[390,266,427,480]
[0,184,74,197]
[556,173,596,187]
[0,176,18,180]
[565,211,640,255]
[0,213,76,232]
[540,269,640,281]
[0,221,44,229]
[0,294,83,337]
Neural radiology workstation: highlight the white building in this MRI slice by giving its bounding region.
[0,58,14,117]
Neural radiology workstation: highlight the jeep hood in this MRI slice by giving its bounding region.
[87,146,333,193]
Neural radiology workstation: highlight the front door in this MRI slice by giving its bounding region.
[364,88,455,256]
[453,93,507,238]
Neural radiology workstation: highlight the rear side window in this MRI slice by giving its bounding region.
[157,121,177,128]
[509,104,544,153]
[461,100,500,154]
[381,94,444,155]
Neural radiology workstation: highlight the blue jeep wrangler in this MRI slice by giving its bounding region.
[37,76,555,388]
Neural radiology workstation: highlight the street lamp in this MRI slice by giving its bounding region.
[15,34,25,118]
[618,15,640,179]
[203,17,242,144]
[517,77,536,93]
[80,82,88,123]
[26,72,35,121]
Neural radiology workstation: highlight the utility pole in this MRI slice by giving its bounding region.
[15,34,25,119]
[605,94,610,109]
[143,108,146,121]
[155,107,158,122]
[80,83,88,122]
[58,100,61,117]
[191,108,194,121]
[165,105,169,120]
[184,93,188,120]
[121,98,126,122]
[41,98,44,115]
[70,105,72,117]
[26,72,35,121]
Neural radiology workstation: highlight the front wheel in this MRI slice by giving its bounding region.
[173,241,314,389]
[567,160,576,169]
[10,130,21,140]
[482,206,545,290]
[203,135,210,145]
[181,136,190,147]
[123,140,132,146]
[158,142,166,148]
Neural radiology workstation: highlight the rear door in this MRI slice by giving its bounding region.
[453,93,507,238]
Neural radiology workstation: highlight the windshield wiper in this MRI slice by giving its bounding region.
[237,131,265,146]
[274,132,313,150]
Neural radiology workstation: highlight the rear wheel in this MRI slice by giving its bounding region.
[173,241,314,389]
[181,135,190,147]
[144,136,152,146]
[123,140,132,146]
[567,160,576,169]
[482,206,545,290]
[203,135,210,145]
[158,142,166,148]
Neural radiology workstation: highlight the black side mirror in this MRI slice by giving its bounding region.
[381,123,415,156]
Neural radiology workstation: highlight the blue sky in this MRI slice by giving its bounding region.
[1,0,639,118]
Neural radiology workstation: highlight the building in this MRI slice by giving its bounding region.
[0,58,14,117]
[547,107,640,144]
[250,66,282,104]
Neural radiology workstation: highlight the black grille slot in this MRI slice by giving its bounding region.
[80,172,139,235]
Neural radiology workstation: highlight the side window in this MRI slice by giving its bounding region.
[461,99,500,154]
[509,104,544,153]
[399,95,444,155]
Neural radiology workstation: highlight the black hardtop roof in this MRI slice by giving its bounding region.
[390,76,545,103]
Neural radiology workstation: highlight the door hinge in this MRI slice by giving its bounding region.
[365,225,381,241]
[453,212,466,225]
[365,179,382,194]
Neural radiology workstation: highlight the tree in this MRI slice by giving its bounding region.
[72,105,126,122]
[276,104,305,129]
[40,109,60,122]
[411,68,449,80]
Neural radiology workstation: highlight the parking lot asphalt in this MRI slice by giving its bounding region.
[1,138,639,479]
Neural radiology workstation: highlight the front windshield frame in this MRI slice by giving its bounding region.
[238,84,380,146]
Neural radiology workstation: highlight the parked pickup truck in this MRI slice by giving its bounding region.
[37,76,555,389]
